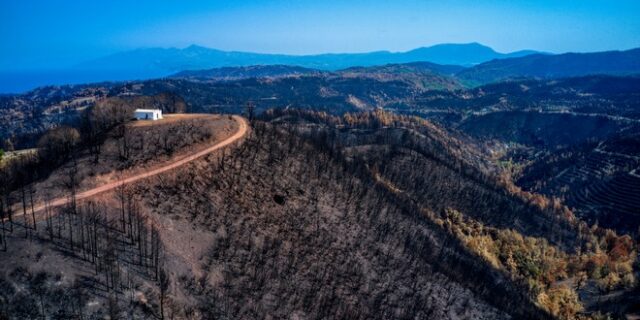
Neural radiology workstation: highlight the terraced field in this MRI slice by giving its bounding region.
[572,171,640,228]
[540,150,640,231]
[553,151,633,185]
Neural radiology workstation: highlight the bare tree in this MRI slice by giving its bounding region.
[44,196,54,240]
[37,126,80,166]
[108,293,120,320]
[0,196,6,251]
[158,267,170,320]
[116,182,128,233]
[245,101,255,123]
[28,185,36,231]
[29,272,48,318]
[62,163,79,251]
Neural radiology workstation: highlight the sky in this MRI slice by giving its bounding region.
[1,0,640,71]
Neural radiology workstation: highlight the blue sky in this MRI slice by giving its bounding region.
[1,0,639,70]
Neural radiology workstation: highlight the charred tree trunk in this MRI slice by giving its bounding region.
[29,186,36,231]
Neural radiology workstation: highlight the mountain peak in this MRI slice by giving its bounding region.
[413,42,494,50]
[183,44,211,52]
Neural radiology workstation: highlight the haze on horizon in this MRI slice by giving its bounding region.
[2,0,640,71]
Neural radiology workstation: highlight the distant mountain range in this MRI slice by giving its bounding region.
[458,48,640,85]
[2,43,640,93]
[172,48,640,88]
[77,42,539,76]
[0,43,537,93]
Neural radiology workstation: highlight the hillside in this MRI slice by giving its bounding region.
[410,76,640,143]
[0,111,525,319]
[457,48,640,86]
[171,62,465,91]
[130,76,425,115]
[457,111,635,148]
[3,74,638,158]
[171,65,324,81]
[1,109,637,319]
[516,131,640,233]
[335,62,464,90]
[0,91,184,149]
[2,74,640,245]
[3,69,638,151]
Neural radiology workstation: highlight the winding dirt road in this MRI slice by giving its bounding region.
[25,115,248,215]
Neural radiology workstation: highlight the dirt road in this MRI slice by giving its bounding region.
[24,115,248,215]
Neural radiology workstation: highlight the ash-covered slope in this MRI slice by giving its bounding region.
[1,110,636,319]
[131,115,548,319]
